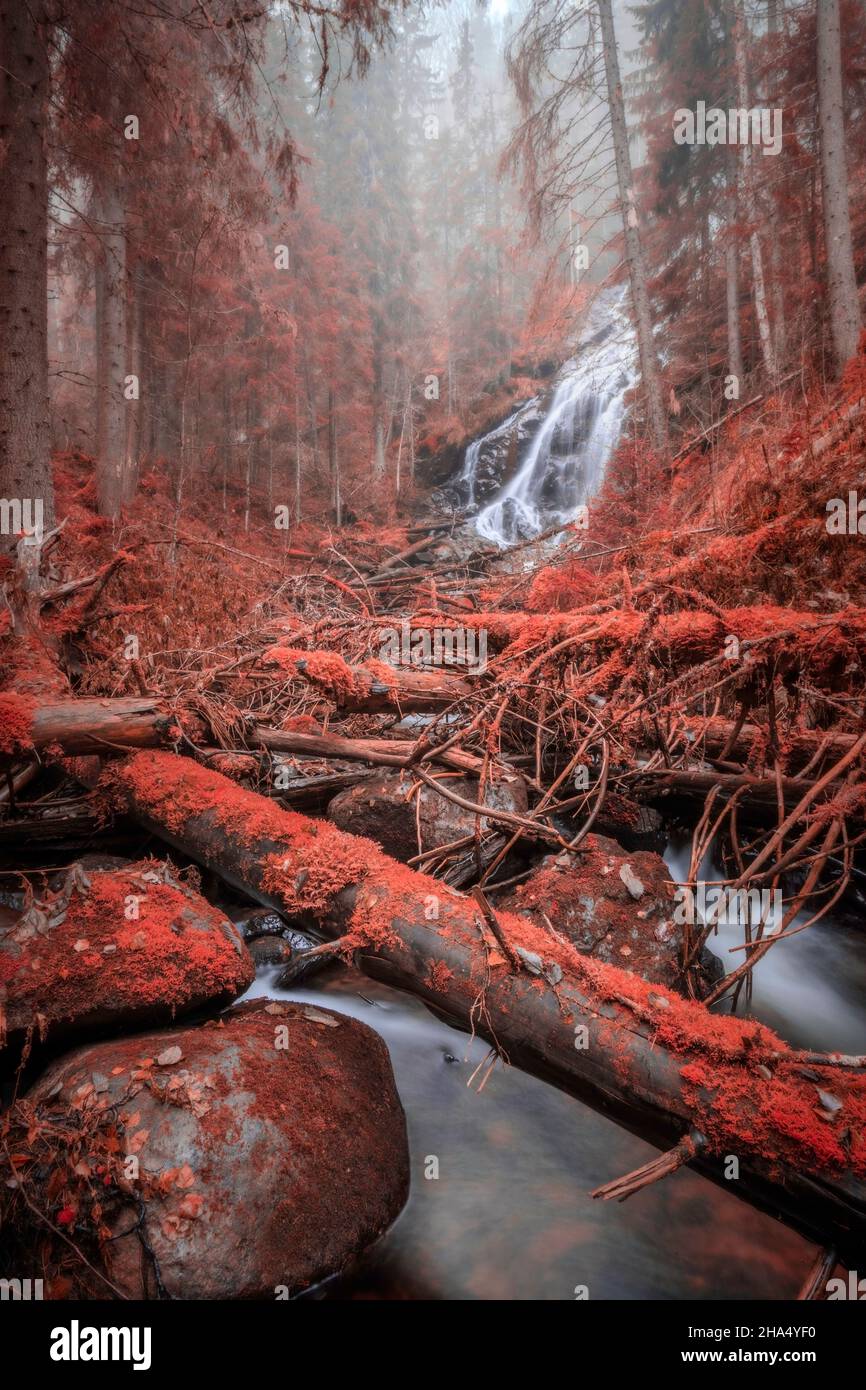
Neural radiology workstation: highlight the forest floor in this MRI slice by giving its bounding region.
[1,349,866,1297]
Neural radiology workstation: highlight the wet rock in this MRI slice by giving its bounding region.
[228,910,319,971]
[23,1000,410,1299]
[498,832,720,994]
[0,862,253,1061]
[327,768,528,864]
[231,907,289,941]
[592,793,665,853]
[249,936,294,968]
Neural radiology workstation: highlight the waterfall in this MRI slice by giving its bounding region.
[463,286,638,548]
[454,402,526,511]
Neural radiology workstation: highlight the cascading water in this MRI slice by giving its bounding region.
[454,402,526,512]
[461,285,637,547]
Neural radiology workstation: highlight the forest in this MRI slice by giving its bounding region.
[1,0,865,1323]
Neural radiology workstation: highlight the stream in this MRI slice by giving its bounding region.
[238,282,865,1300]
[243,896,864,1301]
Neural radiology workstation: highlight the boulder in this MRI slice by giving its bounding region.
[327,768,527,863]
[498,833,720,993]
[0,861,253,1061]
[20,999,410,1298]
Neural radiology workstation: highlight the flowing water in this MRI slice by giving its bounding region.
[243,889,864,1300]
[462,286,637,547]
[664,839,866,1057]
[236,286,862,1299]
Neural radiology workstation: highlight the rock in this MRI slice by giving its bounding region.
[592,793,665,853]
[231,907,289,941]
[22,1000,410,1299]
[249,936,294,968]
[498,833,720,994]
[327,768,527,863]
[0,862,253,1062]
[230,910,317,970]
[619,862,645,899]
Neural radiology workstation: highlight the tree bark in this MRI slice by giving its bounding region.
[106,749,866,1264]
[0,693,483,771]
[93,168,128,519]
[681,717,859,771]
[328,386,341,524]
[123,261,145,503]
[725,150,745,389]
[765,0,787,368]
[732,0,778,383]
[265,647,474,710]
[0,0,54,527]
[596,0,669,459]
[817,0,862,375]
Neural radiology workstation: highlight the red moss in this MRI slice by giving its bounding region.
[104,749,311,846]
[260,823,374,918]
[109,753,866,1181]
[280,714,323,734]
[425,959,454,993]
[526,560,596,613]
[653,609,723,656]
[265,646,363,700]
[0,692,36,756]
[362,659,398,692]
[0,863,253,1041]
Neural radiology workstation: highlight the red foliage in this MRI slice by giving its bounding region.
[0,692,36,756]
[526,558,596,612]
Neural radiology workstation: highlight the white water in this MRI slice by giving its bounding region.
[664,839,866,1056]
[455,403,526,512]
[236,842,865,1299]
[471,286,637,547]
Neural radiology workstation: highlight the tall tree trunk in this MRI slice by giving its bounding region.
[221,372,231,512]
[766,0,787,368]
[725,150,744,390]
[328,387,341,525]
[123,262,144,504]
[596,0,669,459]
[732,0,777,383]
[0,0,54,527]
[372,418,386,482]
[817,0,861,375]
[93,175,128,519]
[293,347,301,525]
[302,350,319,472]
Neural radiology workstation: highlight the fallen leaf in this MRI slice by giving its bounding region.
[302,1007,340,1027]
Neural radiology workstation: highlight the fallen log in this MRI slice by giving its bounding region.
[0,694,486,774]
[257,727,484,775]
[366,531,441,579]
[265,647,474,711]
[681,717,860,772]
[107,749,866,1263]
[0,694,181,756]
[632,766,849,815]
[396,603,866,662]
